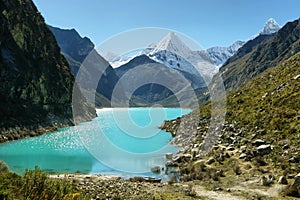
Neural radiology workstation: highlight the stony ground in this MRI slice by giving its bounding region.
[50,173,300,199]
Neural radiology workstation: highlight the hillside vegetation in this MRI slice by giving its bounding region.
[162,52,300,198]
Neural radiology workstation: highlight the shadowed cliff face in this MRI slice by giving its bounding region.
[0,0,96,142]
[49,26,122,107]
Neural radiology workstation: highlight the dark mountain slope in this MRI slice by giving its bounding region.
[48,26,94,64]
[223,34,274,65]
[48,25,94,75]
[215,18,300,92]
[0,0,95,142]
[49,26,120,107]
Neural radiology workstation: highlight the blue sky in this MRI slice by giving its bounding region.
[33,0,299,49]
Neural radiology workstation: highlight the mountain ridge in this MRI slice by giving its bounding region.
[0,0,96,142]
[114,54,206,107]
[212,18,300,92]
[49,25,121,107]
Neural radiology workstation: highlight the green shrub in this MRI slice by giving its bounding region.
[22,166,73,200]
[0,161,9,174]
[0,164,86,200]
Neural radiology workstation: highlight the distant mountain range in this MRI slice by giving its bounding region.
[207,18,281,67]
[114,54,206,107]
[207,40,246,66]
[48,18,283,108]
[108,18,282,72]
[50,28,212,107]
[141,32,217,82]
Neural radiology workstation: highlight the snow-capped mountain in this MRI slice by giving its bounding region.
[105,51,132,68]
[207,18,281,66]
[206,40,246,66]
[260,18,281,35]
[141,32,218,82]
[106,18,281,77]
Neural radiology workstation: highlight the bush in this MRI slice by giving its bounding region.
[22,166,73,200]
[0,164,86,200]
[0,161,9,174]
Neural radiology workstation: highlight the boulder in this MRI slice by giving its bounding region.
[165,153,173,160]
[212,145,219,150]
[191,148,199,157]
[240,145,247,153]
[289,156,299,163]
[150,166,161,174]
[226,146,235,151]
[165,161,178,167]
[294,173,300,186]
[257,144,272,156]
[239,153,247,159]
[252,139,266,146]
[283,144,289,150]
[207,157,215,165]
[278,176,288,185]
[256,130,266,135]
[172,154,192,163]
[261,174,275,186]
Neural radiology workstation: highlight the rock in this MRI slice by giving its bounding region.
[287,174,296,179]
[289,156,299,163]
[253,139,266,146]
[294,173,300,186]
[261,174,275,186]
[216,170,225,177]
[166,153,173,160]
[213,187,223,191]
[226,146,235,151]
[165,161,178,167]
[257,130,266,135]
[224,153,230,158]
[257,144,272,156]
[191,148,199,156]
[151,166,161,174]
[239,153,247,159]
[251,133,257,139]
[217,154,225,162]
[283,144,289,150]
[278,176,288,185]
[292,74,300,80]
[267,174,275,181]
[207,157,215,165]
[212,145,219,150]
[172,154,192,163]
[240,145,247,153]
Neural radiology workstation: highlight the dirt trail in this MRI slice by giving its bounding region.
[193,185,247,200]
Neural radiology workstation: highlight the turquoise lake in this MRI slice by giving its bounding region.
[0,108,190,178]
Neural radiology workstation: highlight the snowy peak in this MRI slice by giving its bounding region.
[150,32,192,57]
[228,40,246,53]
[207,40,246,66]
[260,18,281,35]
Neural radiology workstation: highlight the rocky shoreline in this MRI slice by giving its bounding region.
[49,174,197,200]
[48,172,300,199]
[0,118,74,143]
